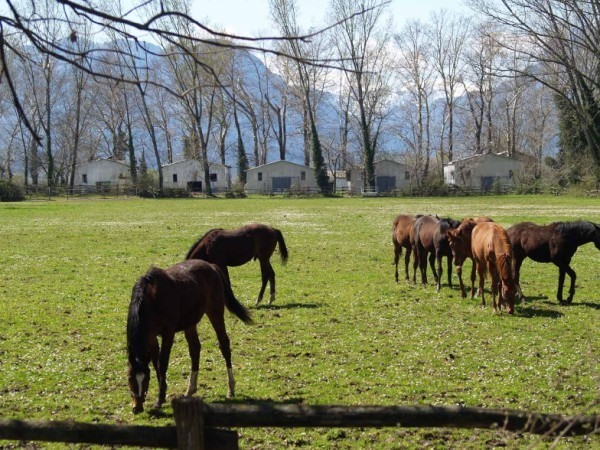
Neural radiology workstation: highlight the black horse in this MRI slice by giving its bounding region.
[507,221,600,304]
[186,223,288,305]
[127,260,252,414]
[412,215,461,291]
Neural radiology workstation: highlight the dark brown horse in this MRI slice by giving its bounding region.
[392,214,421,283]
[447,217,494,298]
[127,259,252,414]
[412,215,461,291]
[186,223,288,305]
[507,220,600,304]
[471,221,516,314]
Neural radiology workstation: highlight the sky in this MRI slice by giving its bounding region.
[192,0,470,37]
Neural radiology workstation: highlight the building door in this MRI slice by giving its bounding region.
[480,177,494,192]
[376,176,396,193]
[187,181,202,192]
[272,177,292,192]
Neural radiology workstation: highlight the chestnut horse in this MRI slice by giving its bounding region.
[471,222,516,314]
[127,260,252,414]
[186,223,288,305]
[413,215,461,291]
[447,217,494,298]
[392,214,421,283]
[507,220,600,304]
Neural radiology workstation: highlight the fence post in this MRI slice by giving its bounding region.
[173,397,204,450]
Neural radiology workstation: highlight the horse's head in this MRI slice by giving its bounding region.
[126,270,162,414]
[501,281,516,315]
[127,356,150,414]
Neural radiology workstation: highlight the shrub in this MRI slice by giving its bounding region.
[0,180,24,202]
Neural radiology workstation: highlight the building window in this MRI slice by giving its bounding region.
[405,171,410,180]
[258,172,263,181]
[210,173,218,182]
[300,171,306,181]
[508,169,514,179]
[172,174,178,183]
[82,174,88,184]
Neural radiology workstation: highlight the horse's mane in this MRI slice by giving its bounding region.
[496,252,513,282]
[127,268,163,364]
[185,228,224,260]
[556,220,597,236]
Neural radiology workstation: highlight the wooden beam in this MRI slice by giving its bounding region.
[200,403,599,436]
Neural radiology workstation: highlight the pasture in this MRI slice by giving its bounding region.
[0,195,598,449]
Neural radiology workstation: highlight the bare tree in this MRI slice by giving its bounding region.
[469,0,600,179]
[395,19,437,186]
[329,0,392,190]
[270,0,329,192]
[429,11,471,164]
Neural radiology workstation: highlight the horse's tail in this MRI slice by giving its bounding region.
[275,228,289,265]
[215,266,253,325]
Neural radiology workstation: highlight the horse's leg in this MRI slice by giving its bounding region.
[150,337,160,383]
[184,326,201,397]
[418,245,428,285]
[207,312,235,398]
[513,257,524,301]
[469,259,477,299]
[477,262,486,308]
[456,263,466,298]
[154,333,175,409]
[428,251,437,285]
[256,259,275,305]
[490,266,500,313]
[565,265,576,304]
[393,244,401,283]
[404,246,411,282]
[446,254,453,288]
[435,251,443,292]
[556,266,566,304]
[411,247,419,283]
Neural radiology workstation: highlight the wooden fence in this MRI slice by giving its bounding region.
[1,398,598,449]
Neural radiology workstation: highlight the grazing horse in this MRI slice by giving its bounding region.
[392,214,422,283]
[507,221,600,304]
[413,215,461,290]
[186,223,288,305]
[471,222,516,314]
[447,217,494,298]
[127,259,253,414]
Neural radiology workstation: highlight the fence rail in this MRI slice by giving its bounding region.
[1,399,598,449]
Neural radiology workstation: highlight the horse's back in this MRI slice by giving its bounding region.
[393,214,416,246]
[507,221,556,262]
[164,260,225,328]
[414,215,439,248]
[472,222,511,261]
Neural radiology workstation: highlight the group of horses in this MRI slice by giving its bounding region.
[126,224,288,413]
[393,214,600,315]
[125,213,598,414]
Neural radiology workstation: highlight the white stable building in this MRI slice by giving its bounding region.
[444,153,525,191]
[348,159,411,195]
[245,160,318,194]
[73,159,131,191]
[162,160,231,193]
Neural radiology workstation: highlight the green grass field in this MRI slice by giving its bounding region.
[0,195,598,449]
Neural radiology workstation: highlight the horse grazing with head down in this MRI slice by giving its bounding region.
[186,223,288,305]
[507,220,600,304]
[471,221,516,314]
[412,215,461,291]
[392,214,422,283]
[447,217,494,299]
[127,259,253,414]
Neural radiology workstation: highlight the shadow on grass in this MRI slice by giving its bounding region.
[516,306,564,319]
[253,302,320,310]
